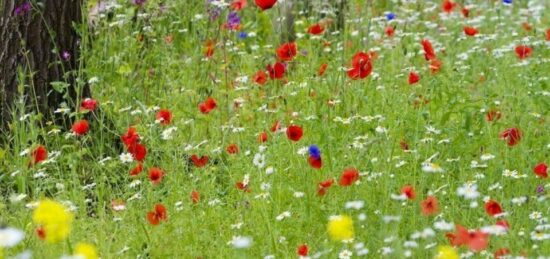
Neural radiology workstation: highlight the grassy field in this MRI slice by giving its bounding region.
[1,0,550,258]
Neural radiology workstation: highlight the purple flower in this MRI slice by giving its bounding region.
[206,0,221,20]
[14,2,31,16]
[227,12,241,29]
[62,51,71,61]
[132,0,147,6]
[536,185,544,194]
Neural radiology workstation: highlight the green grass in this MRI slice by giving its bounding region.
[1,0,550,258]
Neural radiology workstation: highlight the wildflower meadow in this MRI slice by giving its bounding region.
[1,0,550,258]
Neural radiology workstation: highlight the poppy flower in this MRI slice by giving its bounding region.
[258,132,268,143]
[347,52,373,80]
[421,39,436,61]
[384,26,395,37]
[318,63,328,76]
[400,140,409,151]
[297,244,309,256]
[146,203,167,225]
[485,110,501,122]
[156,109,172,125]
[494,248,511,258]
[408,71,420,85]
[308,23,324,35]
[484,200,503,217]
[401,185,416,200]
[231,0,247,11]
[463,26,479,36]
[496,219,510,230]
[277,42,297,61]
[429,59,442,73]
[199,97,217,114]
[500,128,522,146]
[226,144,239,154]
[128,143,147,161]
[191,155,208,168]
[267,62,286,79]
[270,120,281,132]
[148,167,164,185]
[286,125,303,142]
[461,7,470,17]
[442,0,456,13]
[515,45,532,59]
[236,181,250,192]
[255,0,277,10]
[253,70,268,85]
[31,145,48,165]
[533,162,548,178]
[191,190,200,204]
[339,168,360,186]
[121,127,140,147]
[546,28,550,41]
[448,225,489,252]
[420,196,439,216]
[130,162,143,176]
[308,145,322,169]
[317,178,334,196]
[521,22,532,31]
[81,98,98,111]
[72,120,89,136]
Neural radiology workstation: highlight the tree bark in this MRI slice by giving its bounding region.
[0,0,89,132]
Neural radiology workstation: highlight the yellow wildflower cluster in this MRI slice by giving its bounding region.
[32,199,73,243]
[75,242,99,259]
[327,215,354,241]
[435,245,459,259]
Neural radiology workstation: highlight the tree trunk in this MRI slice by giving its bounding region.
[0,0,89,132]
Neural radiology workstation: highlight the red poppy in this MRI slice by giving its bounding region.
[121,127,140,147]
[191,190,200,204]
[199,97,217,114]
[128,143,147,161]
[130,162,143,176]
[347,52,373,80]
[500,128,522,146]
[533,162,548,178]
[494,248,511,259]
[231,0,247,10]
[277,42,297,61]
[204,41,215,58]
[464,26,479,36]
[420,196,439,216]
[31,145,48,165]
[147,203,167,225]
[308,23,324,35]
[515,45,532,59]
[267,62,286,79]
[496,219,510,230]
[401,185,416,200]
[226,144,239,154]
[308,156,322,169]
[36,227,46,240]
[286,125,303,141]
[270,120,281,132]
[72,120,89,136]
[546,28,550,41]
[317,178,334,196]
[384,26,395,37]
[297,244,309,256]
[429,59,442,74]
[191,155,208,168]
[253,70,268,85]
[148,167,164,185]
[339,168,360,186]
[318,63,328,76]
[408,71,420,85]
[484,200,503,217]
[521,22,532,32]
[400,140,409,151]
[421,39,436,61]
[81,98,98,111]
[461,7,470,17]
[255,0,277,10]
[485,110,501,122]
[442,0,456,13]
[258,132,268,143]
[156,109,172,125]
[236,181,250,192]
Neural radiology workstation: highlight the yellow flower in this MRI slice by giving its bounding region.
[327,215,354,241]
[32,199,73,243]
[435,245,458,259]
[75,242,98,259]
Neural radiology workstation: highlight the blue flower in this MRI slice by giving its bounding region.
[308,145,321,159]
[385,12,395,21]
[238,32,247,39]
[502,0,512,4]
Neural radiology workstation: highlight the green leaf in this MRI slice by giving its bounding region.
[50,81,69,93]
